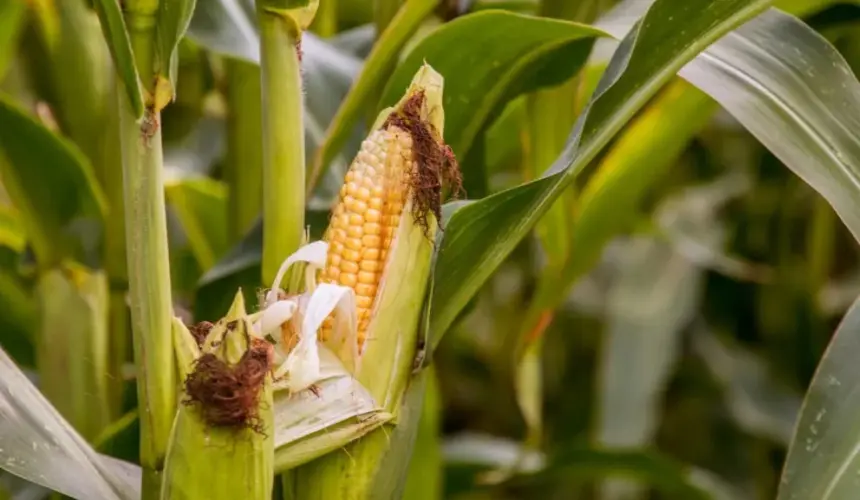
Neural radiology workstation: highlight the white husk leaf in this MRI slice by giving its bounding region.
[265,240,329,306]
[273,283,357,392]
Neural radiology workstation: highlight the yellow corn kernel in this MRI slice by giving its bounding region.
[319,126,415,346]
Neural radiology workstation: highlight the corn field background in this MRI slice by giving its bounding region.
[4,0,860,498]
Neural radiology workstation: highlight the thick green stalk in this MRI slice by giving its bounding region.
[119,101,175,497]
[258,9,305,284]
[224,58,263,244]
[119,99,176,498]
[121,3,175,494]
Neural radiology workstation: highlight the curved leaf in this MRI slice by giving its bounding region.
[91,0,144,118]
[0,346,138,500]
[601,4,860,246]
[379,11,609,160]
[427,0,773,349]
[155,0,198,108]
[778,295,860,499]
[0,95,108,267]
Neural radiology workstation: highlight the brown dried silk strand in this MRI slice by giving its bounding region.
[382,91,463,237]
[182,339,272,434]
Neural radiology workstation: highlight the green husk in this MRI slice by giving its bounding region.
[292,64,448,500]
[36,262,110,442]
[161,291,274,500]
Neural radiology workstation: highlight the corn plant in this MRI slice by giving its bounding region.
[3,0,860,499]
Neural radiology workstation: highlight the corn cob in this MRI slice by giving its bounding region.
[317,65,461,356]
[319,127,413,344]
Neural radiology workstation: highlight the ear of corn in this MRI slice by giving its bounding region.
[161,291,274,500]
[294,63,452,500]
[318,125,410,346]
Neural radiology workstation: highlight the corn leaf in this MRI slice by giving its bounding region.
[155,0,198,108]
[427,0,773,350]
[309,0,438,191]
[378,11,609,162]
[0,345,139,500]
[90,0,144,118]
[566,80,717,289]
[778,291,860,498]
[0,95,108,267]
[601,2,860,246]
[165,176,229,272]
[402,368,442,500]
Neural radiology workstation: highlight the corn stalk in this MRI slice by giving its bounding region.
[223,58,263,244]
[257,0,318,285]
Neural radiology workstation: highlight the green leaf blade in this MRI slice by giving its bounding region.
[428,0,773,347]
[0,95,108,266]
[379,10,609,160]
[779,294,860,499]
[91,0,145,117]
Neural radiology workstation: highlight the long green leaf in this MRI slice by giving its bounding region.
[600,3,860,246]
[0,95,108,267]
[379,11,609,161]
[566,79,716,286]
[91,0,144,118]
[0,346,139,500]
[778,294,860,499]
[427,0,773,349]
